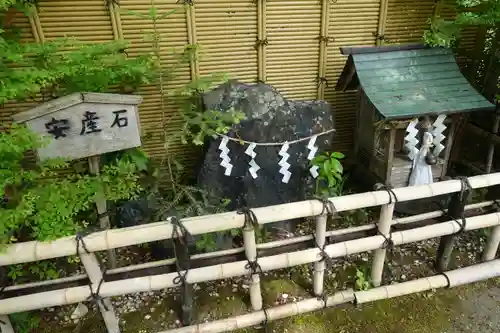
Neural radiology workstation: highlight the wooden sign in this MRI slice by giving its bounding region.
[13,92,143,161]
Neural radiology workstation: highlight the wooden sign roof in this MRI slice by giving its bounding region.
[335,44,495,120]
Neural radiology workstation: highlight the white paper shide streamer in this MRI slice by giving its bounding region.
[218,136,233,176]
[306,135,319,178]
[404,119,420,160]
[245,143,260,179]
[432,114,447,157]
[278,142,292,183]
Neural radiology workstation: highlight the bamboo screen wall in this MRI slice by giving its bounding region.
[1,0,481,167]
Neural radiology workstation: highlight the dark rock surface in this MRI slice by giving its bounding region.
[197,80,335,234]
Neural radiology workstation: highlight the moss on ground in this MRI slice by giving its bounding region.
[234,283,480,333]
[32,273,500,333]
[33,279,497,333]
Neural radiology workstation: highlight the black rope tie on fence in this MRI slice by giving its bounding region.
[75,232,109,311]
[316,292,329,309]
[237,207,271,332]
[315,196,336,216]
[353,292,359,307]
[315,76,329,88]
[453,177,472,234]
[374,183,397,248]
[97,212,108,220]
[374,183,399,205]
[171,216,193,287]
[493,199,500,210]
[237,207,264,276]
[176,0,194,5]
[316,35,335,45]
[255,38,269,50]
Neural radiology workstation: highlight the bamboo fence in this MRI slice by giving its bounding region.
[1,173,500,333]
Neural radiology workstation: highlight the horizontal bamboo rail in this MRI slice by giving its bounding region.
[2,173,499,266]
[161,260,500,333]
[1,210,499,314]
[1,172,500,333]
[3,200,494,296]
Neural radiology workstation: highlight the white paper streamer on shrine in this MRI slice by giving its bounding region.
[306,135,319,178]
[218,136,233,176]
[244,142,260,179]
[278,142,292,183]
[431,114,447,157]
[404,118,420,160]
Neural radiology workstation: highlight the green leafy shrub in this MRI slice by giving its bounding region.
[311,151,346,197]
[423,0,500,48]
[0,36,155,103]
[10,311,40,333]
[354,267,372,291]
[0,124,142,247]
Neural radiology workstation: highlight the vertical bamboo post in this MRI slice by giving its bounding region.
[79,252,120,333]
[375,0,389,46]
[486,113,500,173]
[88,156,117,269]
[108,0,124,40]
[0,315,14,333]
[482,225,500,261]
[257,0,264,82]
[185,2,199,80]
[243,223,263,311]
[371,201,395,287]
[313,214,328,296]
[483,113,500,259]
[28,5,44,43]
[256,0,267,82]
[316,0,330,100]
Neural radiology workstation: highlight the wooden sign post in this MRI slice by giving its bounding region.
[13,92,144,269]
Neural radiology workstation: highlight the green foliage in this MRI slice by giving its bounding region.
[0,124,142,246]
[0,0,36,13]
[9,261,59,281]
[341,208,371,228]
[0,37,155,103]
[423,0,500,47]
[354,266,372,291]
[423,17,461,47]
[10,312,40,333]
[311,151,346,197]
[181,105,247,146]
[1,1,155,103]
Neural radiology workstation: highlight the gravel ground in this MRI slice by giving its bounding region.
[447,285,500,333]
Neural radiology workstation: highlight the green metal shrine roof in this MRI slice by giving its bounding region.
[335,44,495,120]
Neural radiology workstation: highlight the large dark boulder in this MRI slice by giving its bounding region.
[197,80,335,234]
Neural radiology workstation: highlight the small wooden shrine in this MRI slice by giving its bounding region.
[336,44,495,188]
